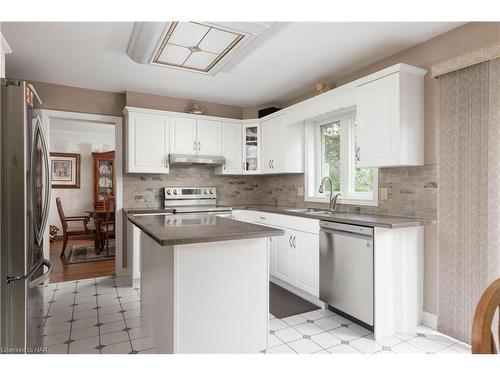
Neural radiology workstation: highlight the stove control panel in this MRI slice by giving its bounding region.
[163,186,217,200]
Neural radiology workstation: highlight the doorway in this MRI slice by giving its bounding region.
[42,110,123,283]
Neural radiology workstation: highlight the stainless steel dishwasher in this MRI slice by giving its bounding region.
[319,221,374,327]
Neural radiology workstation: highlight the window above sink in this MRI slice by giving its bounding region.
[304,108,378,206]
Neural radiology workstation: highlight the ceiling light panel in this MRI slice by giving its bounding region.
[158,44,191,65]
[168,22,209,47]
[152,22,245,73]
[183,50,218,70]
[199,28,239,54]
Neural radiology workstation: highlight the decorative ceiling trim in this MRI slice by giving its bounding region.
[152,22,245,73]
[431,41,500,78]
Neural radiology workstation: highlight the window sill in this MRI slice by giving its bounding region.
[305,195,378,207]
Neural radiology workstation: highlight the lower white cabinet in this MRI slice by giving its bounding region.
[272,231,294,284]
[271,228,319,297]
[234,210,320,298]
[291,230,319,297]
[126,220,141,281]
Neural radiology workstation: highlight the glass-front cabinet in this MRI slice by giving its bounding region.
[242,121,260,174]
[92,151,115,208]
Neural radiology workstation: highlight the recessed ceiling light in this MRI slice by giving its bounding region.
[152,22,244,73]
[127,22,275,75]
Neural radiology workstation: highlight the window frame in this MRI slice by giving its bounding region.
[304,111,378,206]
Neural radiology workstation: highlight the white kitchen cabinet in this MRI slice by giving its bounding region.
[274,230,294,284]
[356,68,425,167]
[170,116,198,154]
[216,122,242,175]
[232,210,320,299]
[126,220,141,282]
[261,114,304,174]
[269,236,277,277]
[197,119,222,155]
[273,227,319,297]
[242,121,261,174]
[291,230,319,297]
[125,109,170,173]
[170,117,222,156]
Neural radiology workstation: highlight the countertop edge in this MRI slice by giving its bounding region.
[234,206,436,228]
[127,215,284,246]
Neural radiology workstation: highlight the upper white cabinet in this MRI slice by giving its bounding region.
[196,119,222,155]
[242,121,261,174]
[125,108,170,173]
[170,117,222,156]
[123,64,425,174]
[170,116,197,154]
[356,67,425,167]
[217,122,242,175]
[261,114,304,174]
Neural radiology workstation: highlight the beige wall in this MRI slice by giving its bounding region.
[126,91,243,119]
[30,81,125,117]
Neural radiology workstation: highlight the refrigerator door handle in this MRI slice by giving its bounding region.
[32,116,51,245]
[28,258,53,288]
[6,258,52,285]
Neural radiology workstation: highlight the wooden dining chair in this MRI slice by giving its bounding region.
[472,278,500,354]
[56,197,93,259]
[99,195,115,255]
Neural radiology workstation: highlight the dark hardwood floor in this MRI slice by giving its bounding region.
[49,236,115,283]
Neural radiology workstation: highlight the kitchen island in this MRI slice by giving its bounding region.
[127,213,284,354]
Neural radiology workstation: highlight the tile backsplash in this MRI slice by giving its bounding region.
[123,165,268,208]
[124,164,437,219]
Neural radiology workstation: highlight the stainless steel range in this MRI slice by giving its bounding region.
[162,186,231,214]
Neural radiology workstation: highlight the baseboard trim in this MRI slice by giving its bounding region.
[422,310,437,329]
[270,276,325,308]
[115,266,131,277]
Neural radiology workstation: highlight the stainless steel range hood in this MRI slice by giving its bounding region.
[169,154,226,166]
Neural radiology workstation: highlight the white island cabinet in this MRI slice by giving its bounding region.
[130,213,283,354]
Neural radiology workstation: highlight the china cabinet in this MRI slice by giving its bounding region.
[92,151,115,208]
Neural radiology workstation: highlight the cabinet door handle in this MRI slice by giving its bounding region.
[194,141,197,151]
[288,235,293,248]
[271,160,274,169]
[355,146,360,163]
[259,216,266,220]
[242,161,245,170]
[292,236,296,248]
[268,160,271,169]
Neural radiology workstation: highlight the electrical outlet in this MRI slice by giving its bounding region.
[297,187,304,196]
[380,188,388,200]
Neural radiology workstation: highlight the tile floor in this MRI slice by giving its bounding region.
[42,276,471,354]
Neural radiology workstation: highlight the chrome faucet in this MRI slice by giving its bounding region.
[318,176,341,212]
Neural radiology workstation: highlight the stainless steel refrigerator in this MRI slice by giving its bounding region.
[0,79,53,353]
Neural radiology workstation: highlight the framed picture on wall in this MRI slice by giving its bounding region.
[50,152,81,189]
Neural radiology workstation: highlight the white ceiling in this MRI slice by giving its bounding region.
[3,22,463,107]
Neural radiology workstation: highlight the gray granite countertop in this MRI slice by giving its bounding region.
[235,205,435,229]
[127,212,284,246]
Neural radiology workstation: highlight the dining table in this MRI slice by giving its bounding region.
[85,207,115,254]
